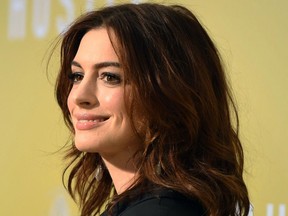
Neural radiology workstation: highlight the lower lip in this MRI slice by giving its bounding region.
[75,120,107,130]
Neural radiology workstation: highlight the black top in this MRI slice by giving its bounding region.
[100,188,206,216]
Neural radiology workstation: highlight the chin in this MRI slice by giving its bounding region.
[74,141,98,153]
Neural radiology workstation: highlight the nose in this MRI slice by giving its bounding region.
[73,78,99,108]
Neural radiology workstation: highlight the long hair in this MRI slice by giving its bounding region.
[55,3,250,216]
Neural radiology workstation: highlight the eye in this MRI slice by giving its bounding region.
[68,72,84,83]
[99,72,122,85]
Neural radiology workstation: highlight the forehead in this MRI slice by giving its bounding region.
[73,28,119,64]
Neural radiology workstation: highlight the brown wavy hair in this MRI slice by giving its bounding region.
[54,3,250,216]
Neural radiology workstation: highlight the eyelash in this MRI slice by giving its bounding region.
[68,72,122,85]
[99,72,122,85]
[68,72,84,83]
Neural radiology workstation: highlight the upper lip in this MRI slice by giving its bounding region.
[74,113,110,121]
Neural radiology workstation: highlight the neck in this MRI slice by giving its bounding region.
[101,149,138,194]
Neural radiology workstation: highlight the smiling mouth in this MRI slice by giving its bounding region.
[75,117,110,130]
[74,114,110,130]
[78,118,109,123]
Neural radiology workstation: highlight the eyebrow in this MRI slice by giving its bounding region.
[71,61,121,69]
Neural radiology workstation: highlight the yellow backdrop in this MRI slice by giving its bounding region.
[1,0,287,215]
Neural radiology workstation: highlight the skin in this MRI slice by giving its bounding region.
[67,28,140,194]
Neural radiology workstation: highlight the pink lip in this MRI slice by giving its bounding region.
[74,113,110,130]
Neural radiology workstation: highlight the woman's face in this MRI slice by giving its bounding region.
[67,28,140,156]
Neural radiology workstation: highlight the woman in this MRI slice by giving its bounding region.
[55,3,250,216]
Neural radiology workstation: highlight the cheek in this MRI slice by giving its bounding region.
[102,89,127,113]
